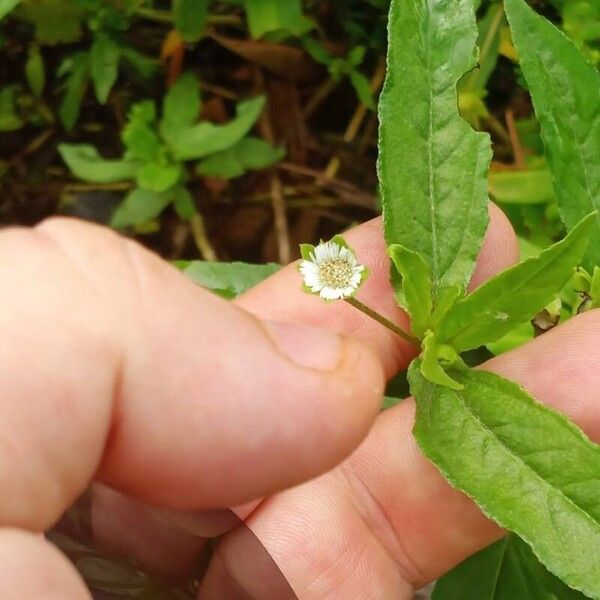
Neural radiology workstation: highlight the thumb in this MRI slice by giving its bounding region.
[0,218,384,531]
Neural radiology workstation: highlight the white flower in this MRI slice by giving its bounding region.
[299,238,366,300]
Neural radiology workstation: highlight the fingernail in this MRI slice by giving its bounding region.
[265,321,344,371]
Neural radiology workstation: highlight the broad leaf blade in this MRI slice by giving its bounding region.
[409,363,600,598]
[90,33,120,104]
[243,0,303,39]
[505,0,600,269]
[173,0,208,42]
[161,72,201,135]
[0,0,20,21]
[437,213,595,352]
[169,96,266,161]
[433,535,588,599]
[379,0,492,300]
[59,144,140,183]
[111,188,172,228]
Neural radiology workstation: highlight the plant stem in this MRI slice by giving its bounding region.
[134,7,242,27]
[345,297,419,347]
[190,213,217,262]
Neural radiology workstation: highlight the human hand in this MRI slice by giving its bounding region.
[0,217,385,598]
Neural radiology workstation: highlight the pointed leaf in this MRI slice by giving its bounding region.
[59,144,140,184]
[169,96,266,160]
[59,52,90,130]
[161,72,201,135]
[437,213,595,352]
[379,0,492,301]
[111,188,172,228]
[410,363,600,598]
[90,33,120,104]
[505,0,600,269]
[388,243,432,337]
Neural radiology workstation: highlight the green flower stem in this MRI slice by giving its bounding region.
[345,297,419,346]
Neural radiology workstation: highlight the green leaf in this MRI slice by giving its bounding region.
[410,363,600,598]
[59,144,140,183]
[197,137,285,179]
[388,244,432,338]
[432,534,588,599]
[421,331,463,390]
[243,0,303,39]
[120,47,157,80]
[160,73,201,135]
[505,0,600,269]
[182,261,280,298]
[349,70,375,110]
[136,162,181,193]
[111,188,172,228]
[122,101,161,162]
[0,0,21,21]
[15,0,85,44]
[25,45,45,97]
[0,86,24,131]
[170,96,266,161]
[173,0,208,42]
[58,52,90,130]
[436,213,595,353]
[90,33,120,104]
[489,169,555,205]
[172,186,196,220]
[379,0,492,302]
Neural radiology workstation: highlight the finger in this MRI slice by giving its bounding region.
[92,204,518,580]
[0,217,384,531]
[238,204,518,376]
[0,528,90,599]
[210,310,600,598]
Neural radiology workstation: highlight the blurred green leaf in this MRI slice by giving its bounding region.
[25,45,45,97]
[90,33,120,104]
[0,86,24,131]
[161,72,201,135]
[120,47,157,79]
[182,261,280,298]
[111,187,172,228]
[173,0,208,42]
[59,144,140,183]
[15,0,85,44]
[136,162,181,192]
[197,137,285,179]
[172,186,196,219]
[0,0,20,20]
[244,0,303,39]
[489,169,555,205]
[433,534,588,599]
[58,51,90,130]
[170,96,266,160]
[122,100,161,161]
[349,70,375,109]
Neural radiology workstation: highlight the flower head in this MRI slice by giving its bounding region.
[298,236,367,300]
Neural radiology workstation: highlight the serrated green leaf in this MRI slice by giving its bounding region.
[410,363,600,599]
[173,0,208,42]
[243,0,303,39]
[0,0,21,21]
[432,534,588,599]
[505,0,600,269]
[170,96,266,161]
[161,73,201,136]
[90,33,120,104]
[59,144,140,183]
[388,244,432,337]
[111,188,172,228]
[58,51,90,130]
[379,0,492,302]
[182,261,280,298]
[197,137,285,179]
[436,213,595,352]
[25,45,44,97]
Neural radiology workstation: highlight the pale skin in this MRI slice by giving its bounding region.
[0,205,598,598]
